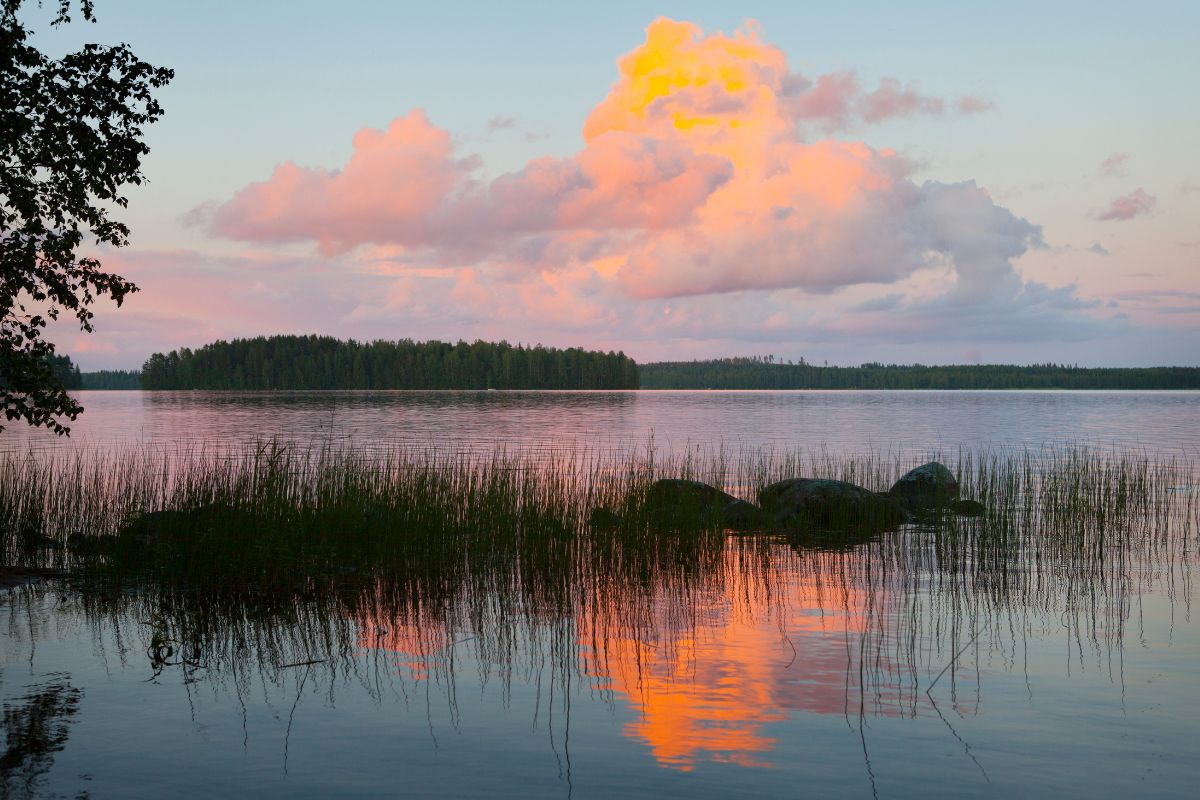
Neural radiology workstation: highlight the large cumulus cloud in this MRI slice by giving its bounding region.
[152,18,1165,365]
[207,18,1036,304]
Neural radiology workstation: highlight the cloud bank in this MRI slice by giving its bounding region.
[116,17,1160,368]
[209,19,1038,302]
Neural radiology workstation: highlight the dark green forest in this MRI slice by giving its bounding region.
[639,356,1200,390]
[52,350,1200,391]
[80,370,142,390]
[138,335,640,390]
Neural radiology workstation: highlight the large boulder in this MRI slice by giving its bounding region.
[720,499,771,531]
[644,479,737,510]
[641,479,770,530]
[888,462,959,508]
[759,478,909,531]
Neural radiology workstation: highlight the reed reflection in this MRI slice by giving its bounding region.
[580,543,873,770]
[3,442,1195,781]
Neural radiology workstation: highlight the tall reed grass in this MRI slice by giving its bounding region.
[2,441,1194,735]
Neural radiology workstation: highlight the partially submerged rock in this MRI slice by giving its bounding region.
[720,499,770,531]
[759,478,909,531]
[644,479,739,511]
[950,498,985,517]
[888,462,959,508]
[639,479,772,531]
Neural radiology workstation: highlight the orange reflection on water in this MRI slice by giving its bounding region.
[581,548,868,771]
[358,546,878,772]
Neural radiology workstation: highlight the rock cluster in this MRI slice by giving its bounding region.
[595,461,985,535]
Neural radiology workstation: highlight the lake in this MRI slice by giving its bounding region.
[3,389,1199,458]
[2,390,1198,798]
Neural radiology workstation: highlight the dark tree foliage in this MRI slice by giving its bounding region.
[640,357,1200,390]
[46,352,78,388]
[140,335,641,391]
[78,367,138,389]
[1,1,172,434]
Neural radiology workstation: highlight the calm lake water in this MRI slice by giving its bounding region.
[2,390,1198,798]
[3,389,1199,458]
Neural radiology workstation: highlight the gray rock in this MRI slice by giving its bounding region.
[759,478,909,530]
[720,499,770,530]
[644,479,738,510]
[888,462,959,508]
[951,498,985,517]
[641,479,764,529]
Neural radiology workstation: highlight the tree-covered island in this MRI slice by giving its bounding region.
[138,335,640,390]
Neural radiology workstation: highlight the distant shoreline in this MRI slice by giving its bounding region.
[68,340,1200,392]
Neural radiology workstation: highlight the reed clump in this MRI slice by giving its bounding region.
[2,441,1193,730]
[0,442,1193,603]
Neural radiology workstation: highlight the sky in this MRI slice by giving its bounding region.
[28,0,1200,369]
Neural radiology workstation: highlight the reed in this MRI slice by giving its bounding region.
[2,440,1193,733]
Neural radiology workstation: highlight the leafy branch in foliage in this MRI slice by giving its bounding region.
[1,0,172,433]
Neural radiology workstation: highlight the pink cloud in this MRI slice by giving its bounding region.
[1098,153,1128,177]
[211,110,479,255]
[857,78,943,123]
[1094,188,1156,221]
[208,18,1034,305]
[106,16,1162,369]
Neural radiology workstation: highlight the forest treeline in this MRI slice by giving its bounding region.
[137,335,640,390]
[50,350,1200,391]
[639,357,1200,390]
[80,370,142,389]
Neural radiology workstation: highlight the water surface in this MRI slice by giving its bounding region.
[2,390,1198,798]
[3,389,1198,457]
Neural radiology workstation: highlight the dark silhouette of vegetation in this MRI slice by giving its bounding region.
[79,368,139,389]
[46,354,79,389]
[140,335,640,390]
[640,356,1200,390]
[1,676,83,800]
[0,0,172,434]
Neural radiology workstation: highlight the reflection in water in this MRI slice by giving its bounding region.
[1,442,1197,796]
[581,546,866,771]
[4,389,1198,459]
[1,674,83,800]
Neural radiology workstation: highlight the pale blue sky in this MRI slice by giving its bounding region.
[26,1,1200,367]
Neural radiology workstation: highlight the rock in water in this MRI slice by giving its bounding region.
[759,478,909,530]
[721,499,770,530]
[642,479,770,529]
[888,462,959,508]
[951,499,985,517]
[644,479,738,510]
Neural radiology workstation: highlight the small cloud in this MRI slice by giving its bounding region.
[1087,241,1110,256]
[179,201,216,228]
[523,129,549,142]
[1180,182,1200,194]
[857,78,943,123]
[1093,188,1156,221]
[486,114,517,134]
[956,95,994,114]
[1098,153,1128,178]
